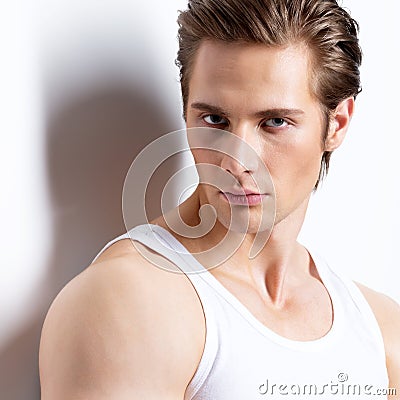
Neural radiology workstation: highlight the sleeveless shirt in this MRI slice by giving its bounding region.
[92,223,389,400]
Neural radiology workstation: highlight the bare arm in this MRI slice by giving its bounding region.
[356,282,400,399]
[39,251,205,400]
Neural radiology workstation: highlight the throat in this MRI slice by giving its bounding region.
[212,262,334,342]
[263,272,289,308]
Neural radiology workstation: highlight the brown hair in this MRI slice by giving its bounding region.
[176,0,362,188]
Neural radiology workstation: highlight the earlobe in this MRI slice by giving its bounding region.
[324,97,355,151]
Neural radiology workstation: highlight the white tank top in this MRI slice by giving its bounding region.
[92,223,389,400]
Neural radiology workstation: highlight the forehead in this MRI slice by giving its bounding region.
[188,40,317,113]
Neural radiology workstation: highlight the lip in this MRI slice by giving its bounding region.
[226,188,262,196]
[220,191,268,206]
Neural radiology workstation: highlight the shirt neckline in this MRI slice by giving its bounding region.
[145,223,344,351]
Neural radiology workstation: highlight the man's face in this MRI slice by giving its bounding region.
[186,40,326,232]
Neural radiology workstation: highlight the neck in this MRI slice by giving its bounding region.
[159,188,313,306]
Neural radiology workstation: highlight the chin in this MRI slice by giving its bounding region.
[216,208,274,234]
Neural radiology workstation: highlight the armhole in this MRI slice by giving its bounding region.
[329,267,388,366]
[134,226,220,399]
[144,229,220,399]
[183,277,219,400]
[92,225,220,400]
[141,237,220,399]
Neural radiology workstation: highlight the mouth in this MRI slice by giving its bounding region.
[220,190,268,206]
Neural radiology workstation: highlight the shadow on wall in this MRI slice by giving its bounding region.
[0,81,179,399]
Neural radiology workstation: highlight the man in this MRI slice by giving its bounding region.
[39,0,400,399]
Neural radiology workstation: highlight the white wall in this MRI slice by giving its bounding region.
[299,0,400,302]
[0,1,398,398]
[0,1,187,398]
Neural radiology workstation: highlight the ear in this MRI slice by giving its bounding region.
[324,97,355,151]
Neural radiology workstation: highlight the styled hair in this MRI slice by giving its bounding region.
[176,0,362,188]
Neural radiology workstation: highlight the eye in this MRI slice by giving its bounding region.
[263,118,288,128]
[203,114,229,126]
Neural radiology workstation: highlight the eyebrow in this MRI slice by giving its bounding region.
[190,102,305,119]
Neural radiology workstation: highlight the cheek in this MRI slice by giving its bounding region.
[191,149,220,165]
[263,137,324,192]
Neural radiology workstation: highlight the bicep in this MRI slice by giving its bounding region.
[39,260,204,400]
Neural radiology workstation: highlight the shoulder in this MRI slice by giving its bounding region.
[354,281,400,390]
[354,281,400,341]
[39,240,205,399]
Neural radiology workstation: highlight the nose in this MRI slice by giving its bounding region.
[219,123,260,176]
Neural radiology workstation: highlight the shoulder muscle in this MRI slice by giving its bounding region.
[39,250,205,399]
